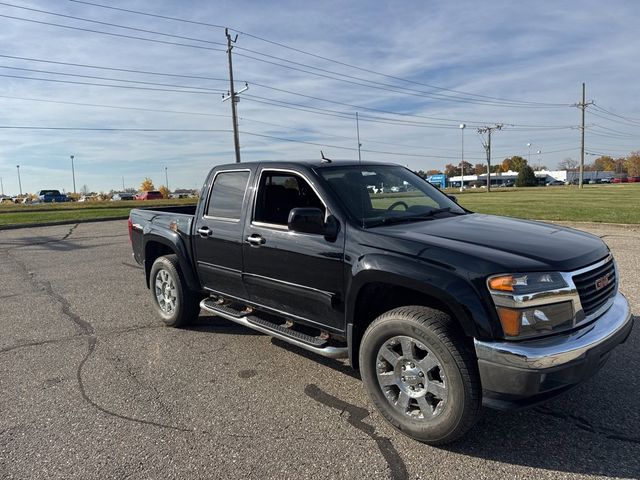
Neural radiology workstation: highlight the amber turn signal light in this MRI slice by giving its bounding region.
[497,307,521,337]
[488,275,514,292]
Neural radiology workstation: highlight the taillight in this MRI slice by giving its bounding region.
[128,217,133,243]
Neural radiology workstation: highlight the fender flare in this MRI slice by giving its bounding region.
[345,254,496,364]
[142,230,200,292]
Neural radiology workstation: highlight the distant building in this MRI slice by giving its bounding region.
[448,170,615,187]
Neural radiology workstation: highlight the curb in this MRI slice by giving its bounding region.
[0,216,130,231]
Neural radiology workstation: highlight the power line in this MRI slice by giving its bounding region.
[67,0,569,108]
[0,13,225,52]
[0,125,483,160]
[0,73,226,95]
[233,51,568,110]
[0,94,231,118]
[3,5,555,109]
[0,54,576,129]
[69,0,226,29]
[0,2,226,47]
[0,126,232,132]
[0,65,225,92]
[0,54,231,82]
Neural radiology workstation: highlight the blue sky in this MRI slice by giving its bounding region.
[0,0,639,194]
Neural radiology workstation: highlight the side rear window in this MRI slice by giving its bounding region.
[207,171,250,220]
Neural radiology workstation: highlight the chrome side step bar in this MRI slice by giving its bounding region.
[199,299,348,359]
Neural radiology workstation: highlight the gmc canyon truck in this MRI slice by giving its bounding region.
[129,161,633,444]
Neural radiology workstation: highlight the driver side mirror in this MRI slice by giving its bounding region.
[447,194,458,203]
[288,208,325,235]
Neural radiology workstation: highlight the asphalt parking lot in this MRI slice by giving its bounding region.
[0,220,638,480]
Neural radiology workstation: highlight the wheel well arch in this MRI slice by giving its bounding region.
[348,282,475,369]
[144,240,176,288]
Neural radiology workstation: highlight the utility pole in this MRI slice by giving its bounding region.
[122,176,125,191]
[223,28,248,163]
[0,176,3,196]
[477,124,503,192]
[70,155,76,194]
[574,82,593,189]
[16,165,22,196]
[356,112,362,163]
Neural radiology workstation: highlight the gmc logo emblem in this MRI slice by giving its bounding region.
[595,274,612,291]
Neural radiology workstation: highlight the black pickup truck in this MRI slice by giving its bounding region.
[129,161,633,444]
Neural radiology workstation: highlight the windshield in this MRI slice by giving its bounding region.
[318,165,466,227]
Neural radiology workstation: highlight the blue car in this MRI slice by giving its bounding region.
[36,190,71,203]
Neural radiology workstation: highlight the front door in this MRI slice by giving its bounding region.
[194,168,252,300]
[242,169,345,331]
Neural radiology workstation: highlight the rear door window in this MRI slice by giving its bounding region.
[206,171,250,220]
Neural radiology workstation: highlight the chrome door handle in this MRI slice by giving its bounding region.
[246,234,265,246]
[197,227,212,237]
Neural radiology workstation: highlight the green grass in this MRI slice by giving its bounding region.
[1,184,639,227]
[453,184,640,224]
[369,184,640,224]
[0,198,197,227]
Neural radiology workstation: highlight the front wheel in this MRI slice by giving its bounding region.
[149,254,200,327]
[359,306,480,444]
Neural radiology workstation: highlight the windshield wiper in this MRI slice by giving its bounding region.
[365,208,465,227]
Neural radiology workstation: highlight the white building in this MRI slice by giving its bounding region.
[448,170,614,187]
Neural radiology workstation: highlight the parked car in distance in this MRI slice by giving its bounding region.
[135,191,164,200]
[0,195,13,204]
[612,177,628,183]
[111,192,135,201]
[627,176,640,183]
[129,160,633,445]
[36,189,70,203]
[546,180,564,186]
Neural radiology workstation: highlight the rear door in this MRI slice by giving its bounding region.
[194,167,253,299]
[242,167,345,331]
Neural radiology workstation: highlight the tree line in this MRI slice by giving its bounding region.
[417,150,640,178]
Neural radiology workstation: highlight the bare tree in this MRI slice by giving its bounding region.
[558,158,578,171]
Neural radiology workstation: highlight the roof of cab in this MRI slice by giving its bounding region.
[211,160,399,171]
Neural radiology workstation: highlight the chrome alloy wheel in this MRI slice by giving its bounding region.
[154,269,178,314]
[375,335,448,419]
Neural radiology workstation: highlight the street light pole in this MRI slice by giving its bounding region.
[165,166,169,192]
[0,176,4,196]
[16,165,22,196]
[527,143,531,165]
[459,123,466,192]
[70,155,76,194]
[536,150,542,170]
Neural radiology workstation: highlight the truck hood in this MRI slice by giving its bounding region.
[369,213,608,272]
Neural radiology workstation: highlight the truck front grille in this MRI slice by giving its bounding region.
[573,258,617,317]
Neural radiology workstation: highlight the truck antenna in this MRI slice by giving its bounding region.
[320,150,332,163]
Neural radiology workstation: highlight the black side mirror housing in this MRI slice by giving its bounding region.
[447,194,458,203]
[288,208,325,235]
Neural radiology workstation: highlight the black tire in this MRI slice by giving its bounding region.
[149,254,200,327]
[359,306,480,445]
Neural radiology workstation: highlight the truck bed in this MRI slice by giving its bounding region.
[129,205,198,267]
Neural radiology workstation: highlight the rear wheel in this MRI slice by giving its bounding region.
[359,306,480,444]
[149,254,200,327]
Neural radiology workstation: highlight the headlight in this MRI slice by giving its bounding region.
[496,302,574,338]
[488,272,567,295]
[488,272,576,339]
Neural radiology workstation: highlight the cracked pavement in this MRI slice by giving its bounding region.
[0,220,638,479]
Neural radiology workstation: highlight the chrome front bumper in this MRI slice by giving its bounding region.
[474,292,633,405]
